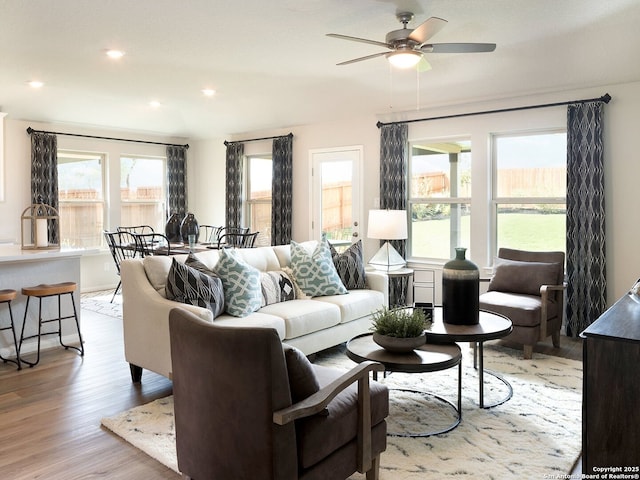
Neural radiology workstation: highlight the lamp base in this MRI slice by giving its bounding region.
[369,241,406,272]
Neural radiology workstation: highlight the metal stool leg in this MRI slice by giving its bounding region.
[19,290,84,367]
[0,300,21,370]
[57,292,84,356]
[19,296,42,367]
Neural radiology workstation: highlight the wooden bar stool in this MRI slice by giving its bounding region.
[18,282,84,367]
[0,289,21,370]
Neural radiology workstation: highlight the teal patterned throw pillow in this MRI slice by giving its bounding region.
[290,240,348,297]
[214,248,262,317]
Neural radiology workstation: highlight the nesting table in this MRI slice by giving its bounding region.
[425,307,513,408]
[346,333,462,437]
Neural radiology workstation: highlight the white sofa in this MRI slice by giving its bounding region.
[121,241,388,382]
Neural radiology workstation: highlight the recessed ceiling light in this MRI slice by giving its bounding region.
[202,88,216,97]
[28,80,44,88]
[106,49,125,59]
[149,100,162,108]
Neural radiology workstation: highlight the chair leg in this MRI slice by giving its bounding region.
[523,344,533,360]
[365,455,381,480]
[552,330,560,348]
[111,280,122,303]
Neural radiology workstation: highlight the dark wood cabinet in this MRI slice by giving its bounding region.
[581,293,640,473]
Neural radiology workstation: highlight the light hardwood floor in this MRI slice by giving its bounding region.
[0,300,582,479]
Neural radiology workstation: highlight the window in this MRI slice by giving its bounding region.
[409,139,472,260]
[492,131,566,253]
[120,156,166,232]
[57,151,105,248]
[245,155,272,244]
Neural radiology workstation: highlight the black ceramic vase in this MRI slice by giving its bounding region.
[180,213,199,243]
[442,247,479,325]
[165,213,182,243]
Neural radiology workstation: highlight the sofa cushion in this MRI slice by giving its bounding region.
[260,271,296,306]
[329,240,366,290]
[313,289,384,324]
[213,311,287,339]
[234,245,283,272]
[488,258,560,296]
[260,299,341,339]
[214,248,262,317]
[290,240,347,297]
[165,257,225,318]
[296,364,389,469]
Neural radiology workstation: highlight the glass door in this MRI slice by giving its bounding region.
[310,146,362,251]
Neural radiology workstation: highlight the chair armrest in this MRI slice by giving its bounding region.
[273,360,385,474]
[539,283,567,339]
[273,360,384,425]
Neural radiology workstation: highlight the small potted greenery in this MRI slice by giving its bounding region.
[371,306,432,353]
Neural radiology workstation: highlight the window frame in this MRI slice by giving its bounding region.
[490,128,567,256]
[119,154,167,233]
[57,150,106,248]
[408,137,472,262]
[244,153,272,242]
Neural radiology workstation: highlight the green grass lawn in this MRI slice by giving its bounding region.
[411,213,566,259]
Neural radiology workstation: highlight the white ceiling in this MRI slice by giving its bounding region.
[1,0,639,140]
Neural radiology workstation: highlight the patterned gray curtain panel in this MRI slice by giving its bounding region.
[271,135,293,246]
[566,101,606,336]
[225,142,244,229]
[166,146,188,219]
[379,123,408,305]
[30,132,59,244]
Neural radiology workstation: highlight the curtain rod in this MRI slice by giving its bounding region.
[224,132,293,146]
[26,127,189,149]
[376,93,612,128]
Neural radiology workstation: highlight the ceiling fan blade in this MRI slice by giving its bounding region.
[416,57,432,72]
[336,51,389,66]
[326,33,390,49]
[408,17,448,45]
[422,42,496,53]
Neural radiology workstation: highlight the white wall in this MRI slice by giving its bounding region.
[2,80,639,304]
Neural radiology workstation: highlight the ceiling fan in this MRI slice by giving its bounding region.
[327,12,496,70]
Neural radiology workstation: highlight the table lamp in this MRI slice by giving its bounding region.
[367,209,408,271]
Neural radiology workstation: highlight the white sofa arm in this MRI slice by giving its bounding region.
[365,270,389,308]
[121,258,213,380]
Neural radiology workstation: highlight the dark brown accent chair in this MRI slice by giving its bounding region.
[479,248,566,359]
[169,308,389,480]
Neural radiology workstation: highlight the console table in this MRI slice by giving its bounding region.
[581,292,640,473]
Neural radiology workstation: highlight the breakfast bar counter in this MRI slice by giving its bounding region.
[0,245,87,362]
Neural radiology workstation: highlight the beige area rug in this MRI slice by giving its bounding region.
[81,290,123,318]
[101,344,582,479]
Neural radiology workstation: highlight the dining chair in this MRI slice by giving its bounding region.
[133,232,172,257]
[217,231,259,248]
[104,230,139,302]
[199,225,225,244]
[117,225,155,235]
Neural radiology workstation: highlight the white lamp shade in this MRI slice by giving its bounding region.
[367,209,408,240]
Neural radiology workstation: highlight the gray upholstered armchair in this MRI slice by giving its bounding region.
[169,308,389,480]
[479,248,566,359]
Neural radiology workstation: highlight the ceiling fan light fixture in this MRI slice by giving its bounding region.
[386,50,421,68]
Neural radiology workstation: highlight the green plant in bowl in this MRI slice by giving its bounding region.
[371,307,430,337]
[371,307,432,353]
